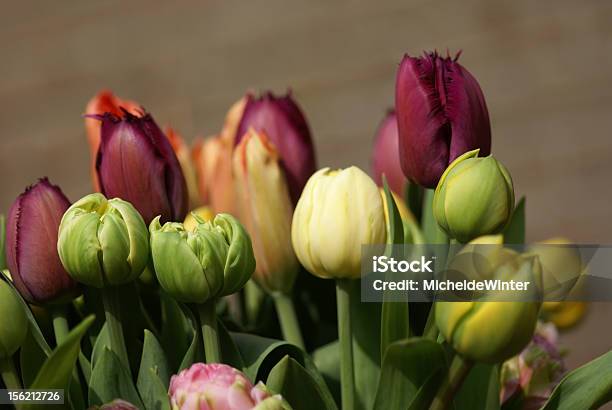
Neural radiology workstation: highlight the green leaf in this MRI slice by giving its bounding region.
[23,315,95,410]
[405,182,424,223]
[160,293,194,371]
[1,270,52,356]
[20,329,47,388]
[503,197,525,244]
[91,323,110,368]
[177,304,203,372]
[312,341,340,404]
[138,330,171,410]
[218,320,246,370]
[540,350,612,410]
[421,189,449,245]
[373,338,446,410]
[381,181,410,360]
[89,347,144,408]
[455,363,500,410]
[267,356,338,410]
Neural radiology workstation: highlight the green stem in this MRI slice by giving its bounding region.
[51,307,70,345]
[336,279,355,410]
[101,287,130,370]
[429,355,473,410]
[272,292,305,349]
[0,357,22,390]
[198,300,221,363]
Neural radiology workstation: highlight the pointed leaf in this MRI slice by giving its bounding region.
[20,329,47,388]
[160,293,193,371]
[138,330,171,410]
[89,347,144,408]
[503,197,525,244]
[266,356,338,410]
[312,342,340,404]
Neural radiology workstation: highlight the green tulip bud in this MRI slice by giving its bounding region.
[150,213,255,303]
[436,251,542,363]
[57,193,149,288]
[0,280,28,358]
[433,149,514,243]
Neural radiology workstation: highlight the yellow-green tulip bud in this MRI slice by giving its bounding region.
[0,280,28,358]
[433,149,514,243]
[436,252,541,363]
[150,213,255,303]
[291,167,386,279]
[58,193,149,288]
[528,237,583,299]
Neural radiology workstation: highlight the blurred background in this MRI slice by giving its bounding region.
[1,0,610,371]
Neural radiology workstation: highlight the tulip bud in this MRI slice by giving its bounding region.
[235,91,316,203]
[169,363,291,410]
[150,213,255,303]
[85,90,141,190]
[93,110,188,224]
[292,167,386,279]
[89,399,140,410]
[0,280,28,359]
[234,130,299,293]
[528,238,583,299]
[395,51,491,188]
[6,179,79,304]
[436,252,542,363]
[433,150,514,243]
[166,127,200,209]
[371,111,407,195]
[57,193,150,288]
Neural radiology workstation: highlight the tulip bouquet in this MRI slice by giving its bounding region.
[0,50,610,410]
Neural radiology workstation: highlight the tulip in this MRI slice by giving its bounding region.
[234,129,299,293]
[395,51,491,188]
[85,90,141,190]
[166,127,200,209]
[235,91,316,203]
[433,149,514,243]
[233,129,304,348]
[371,110,407,195]
[58,193,150,288]
[93,110,188,224]
[292,167,386,279]
[436,250,542,363]
[169,363,291,410]
[150,213,255,363]
[5,179,78,305]
[500,322,565,408]
[292,166,385,410]
[528,238,583,300]
[0,280,27,360]
[90,399,140,410]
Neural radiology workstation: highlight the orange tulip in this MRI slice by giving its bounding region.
[84,90,140,190]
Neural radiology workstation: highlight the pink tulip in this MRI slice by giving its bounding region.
[371,110,406,195]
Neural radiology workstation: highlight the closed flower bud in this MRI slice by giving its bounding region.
[0,280,28,359]
[292,167,386,279]
[436,252,542,363]
[150,213,255,303]
[6,179,79,304]
[85,90,140,190]
[371,110,407,195]
[528,238,583,299]
[169,363,291,410]
[166,127,200,209]
[93,110,188,224]
[433,150,514,243]
[57,193,150,288]
[235,91,316,204]
[395,51,491,188]
[234,130,299,293]
[89,399,140,410]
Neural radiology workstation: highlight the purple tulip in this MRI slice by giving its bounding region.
[395,51,491,188]
[6,178,78,304]
[235,91,316,203]
[94,110,188,224]
[371,110,406,194]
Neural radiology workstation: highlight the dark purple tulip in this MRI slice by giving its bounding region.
[6,178,78,304]
[371,110,406,195]
[395,51,491,188]
[94,110,188,224]
[235,91,316,203]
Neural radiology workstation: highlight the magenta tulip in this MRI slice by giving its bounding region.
[235,91,316,203]
[5,178,78,304]
[395,51,491,188]
[371,110,406,194]
[94,110,188,224]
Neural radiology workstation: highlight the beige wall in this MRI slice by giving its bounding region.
[1,0,611,369]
